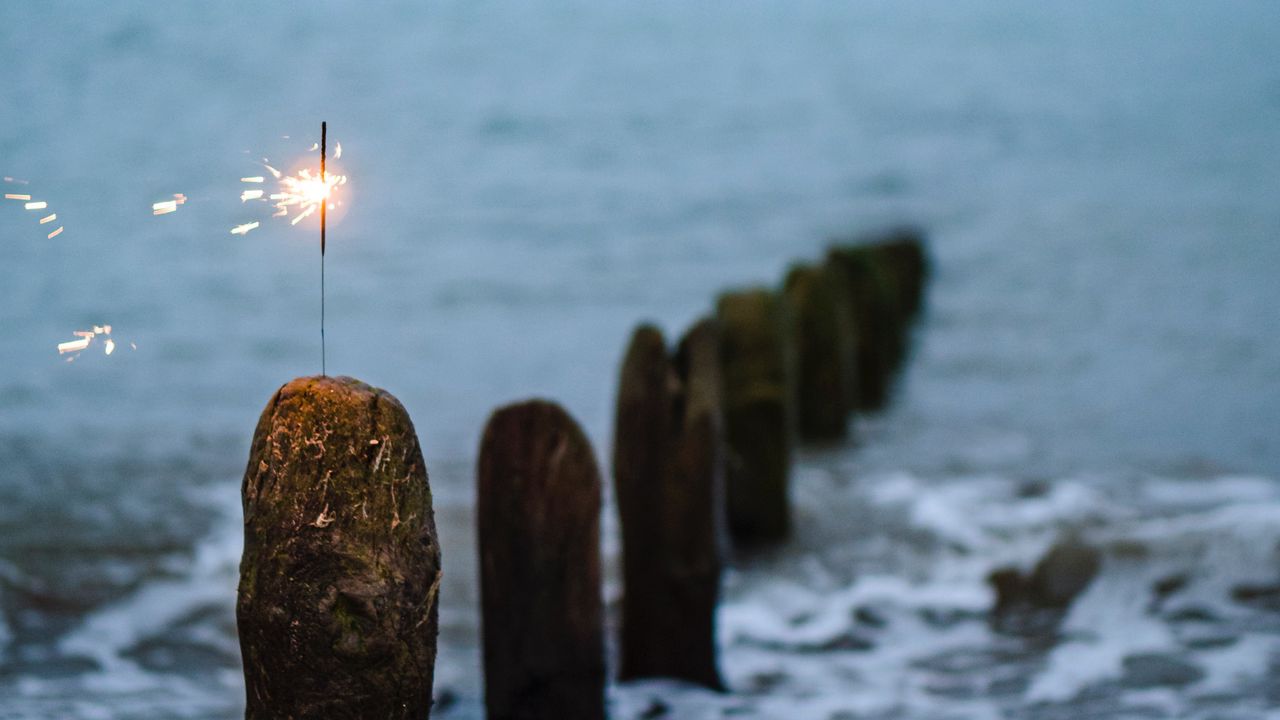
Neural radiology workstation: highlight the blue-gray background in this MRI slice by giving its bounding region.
[2,3,1278,718]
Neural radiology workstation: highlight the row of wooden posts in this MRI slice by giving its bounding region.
[236,228,930,718]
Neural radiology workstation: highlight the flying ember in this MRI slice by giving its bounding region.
[152,194,187,216]
[56,324,134,362]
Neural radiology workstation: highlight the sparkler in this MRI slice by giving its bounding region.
[319,122,328,376]
[231,127,346,375]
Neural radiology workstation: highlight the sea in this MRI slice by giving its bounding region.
[2,2,1279,718]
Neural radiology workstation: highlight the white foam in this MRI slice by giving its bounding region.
[1192,634,1275,697]
[58,486,242,681]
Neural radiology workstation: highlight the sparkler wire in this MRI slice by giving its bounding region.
[321,121,327,377]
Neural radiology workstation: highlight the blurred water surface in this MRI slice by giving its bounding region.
[2,2,1279,718]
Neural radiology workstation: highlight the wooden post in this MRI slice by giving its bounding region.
[716,288,793,544]
[613,320,725,689]
[782,263,856,440]
[826,246,902,411]
[238,375,441,720]
[477,400,606,720]
[870,227,929,319]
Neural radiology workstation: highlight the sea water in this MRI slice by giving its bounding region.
[2,2,1279,717]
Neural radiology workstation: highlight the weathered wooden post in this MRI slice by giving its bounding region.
[238,375,442,719]
[613,319,725,689]
[826,245,902,410]
[870,227,930,319]
[782,263,856,440]
[716,288,793,543]
[477,400,606,720]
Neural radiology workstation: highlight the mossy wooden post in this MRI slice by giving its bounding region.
[477,400,606,720]
[782,263,855,440]
[238,376,441,720]
[613,320,725,689]
[716,288,793,544]
[821,256,863,412]
[870,227,930,319]
[826,246,903,410]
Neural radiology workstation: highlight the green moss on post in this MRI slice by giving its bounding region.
[782,263,856,440]
[612,320,725,689]
[477,400,606,720]
[238,376,441,720]
[716,289,793,544]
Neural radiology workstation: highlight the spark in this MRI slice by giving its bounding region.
[56,324,128,360]
[25,201,47,210]
[39,213,56,224]
[272,167,346,226]
[5,193,31,201]
[47,227,63,239]
[334,142,342,159]
[58,337,90,354]
[3,176,29,184]
[233,139,347,235]
[152,194,187,215]
[308,143,319,151]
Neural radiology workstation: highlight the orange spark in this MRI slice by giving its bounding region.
[57,324,129,360]
[58,337,90,354]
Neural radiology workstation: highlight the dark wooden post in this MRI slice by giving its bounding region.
[826,246,903,410]
[613,320,725,689]
[238,375,441,720]
[870,227,930,319]
[477,400,606,720]
[716,289,793,543]
[782,263,856,440]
